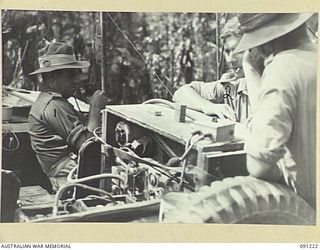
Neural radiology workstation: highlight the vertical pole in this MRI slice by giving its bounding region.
[216,13,221,80]
[99,12,110,191]
[100,12,107,91]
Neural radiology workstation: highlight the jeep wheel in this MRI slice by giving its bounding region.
[159,176,315,225]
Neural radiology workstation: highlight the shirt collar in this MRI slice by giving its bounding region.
[236,78,248,95]
[263,42,316,67]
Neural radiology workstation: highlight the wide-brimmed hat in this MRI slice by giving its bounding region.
[29,42,90,75]
[234,13,314,54]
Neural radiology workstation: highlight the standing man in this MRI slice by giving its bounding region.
[235,13,317,208]
[28,42,109,192]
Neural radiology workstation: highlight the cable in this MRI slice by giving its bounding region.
[66,165,78,183]
[93,127,102,140]
[77,136,99,158]
[72,96,87,124]
[120,146,182,172]
[2,121,20,151]
[106,13,173,97]
[307,25,318,39]
[73,96,82,113]
[142,98,196,121]
[179,133,213,190]
[150,132,177,158]
[141,157,182,172]
[68,173,124,185]
[92,127,192,188]
[52,183,116,216]
[143,98,176,109]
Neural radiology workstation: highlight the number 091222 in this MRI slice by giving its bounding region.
[300,244,318,249]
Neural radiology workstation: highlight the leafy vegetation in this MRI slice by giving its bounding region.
[2,10,318,104]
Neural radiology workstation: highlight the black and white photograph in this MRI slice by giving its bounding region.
[1,9,318,225]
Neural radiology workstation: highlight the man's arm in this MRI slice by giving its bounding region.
[245,58,295,182]
[87,90,108,132]
[43,90,108,152]
[246,154,281,182]
[173,81,236,121]
[43,99,93,152]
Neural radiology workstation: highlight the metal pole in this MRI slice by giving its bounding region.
[215,13,221,80]
[100,12,107,91]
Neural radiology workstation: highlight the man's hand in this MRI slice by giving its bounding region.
[219,72,237,83]
[247,155,282,182]
[202,103,237,121]
[89,90,109,110]
[87,90,109,132]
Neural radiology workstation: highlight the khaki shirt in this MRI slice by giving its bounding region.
[189,78,251,123]
[245,44,317,208]
[28,92,93,176]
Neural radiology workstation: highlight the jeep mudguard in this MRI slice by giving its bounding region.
[159,176,315,225]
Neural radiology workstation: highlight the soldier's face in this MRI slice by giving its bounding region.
[223,34,243,70]
[55,69,81,98]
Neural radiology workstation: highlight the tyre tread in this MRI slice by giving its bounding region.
[161,176,316,224]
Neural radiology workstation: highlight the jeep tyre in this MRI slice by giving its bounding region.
[159,176,315,225]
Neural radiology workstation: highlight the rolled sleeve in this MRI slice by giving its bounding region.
[189,81,225,103]
[66,124,93,151]
[43,99,93,152]
[245,61,296,166]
